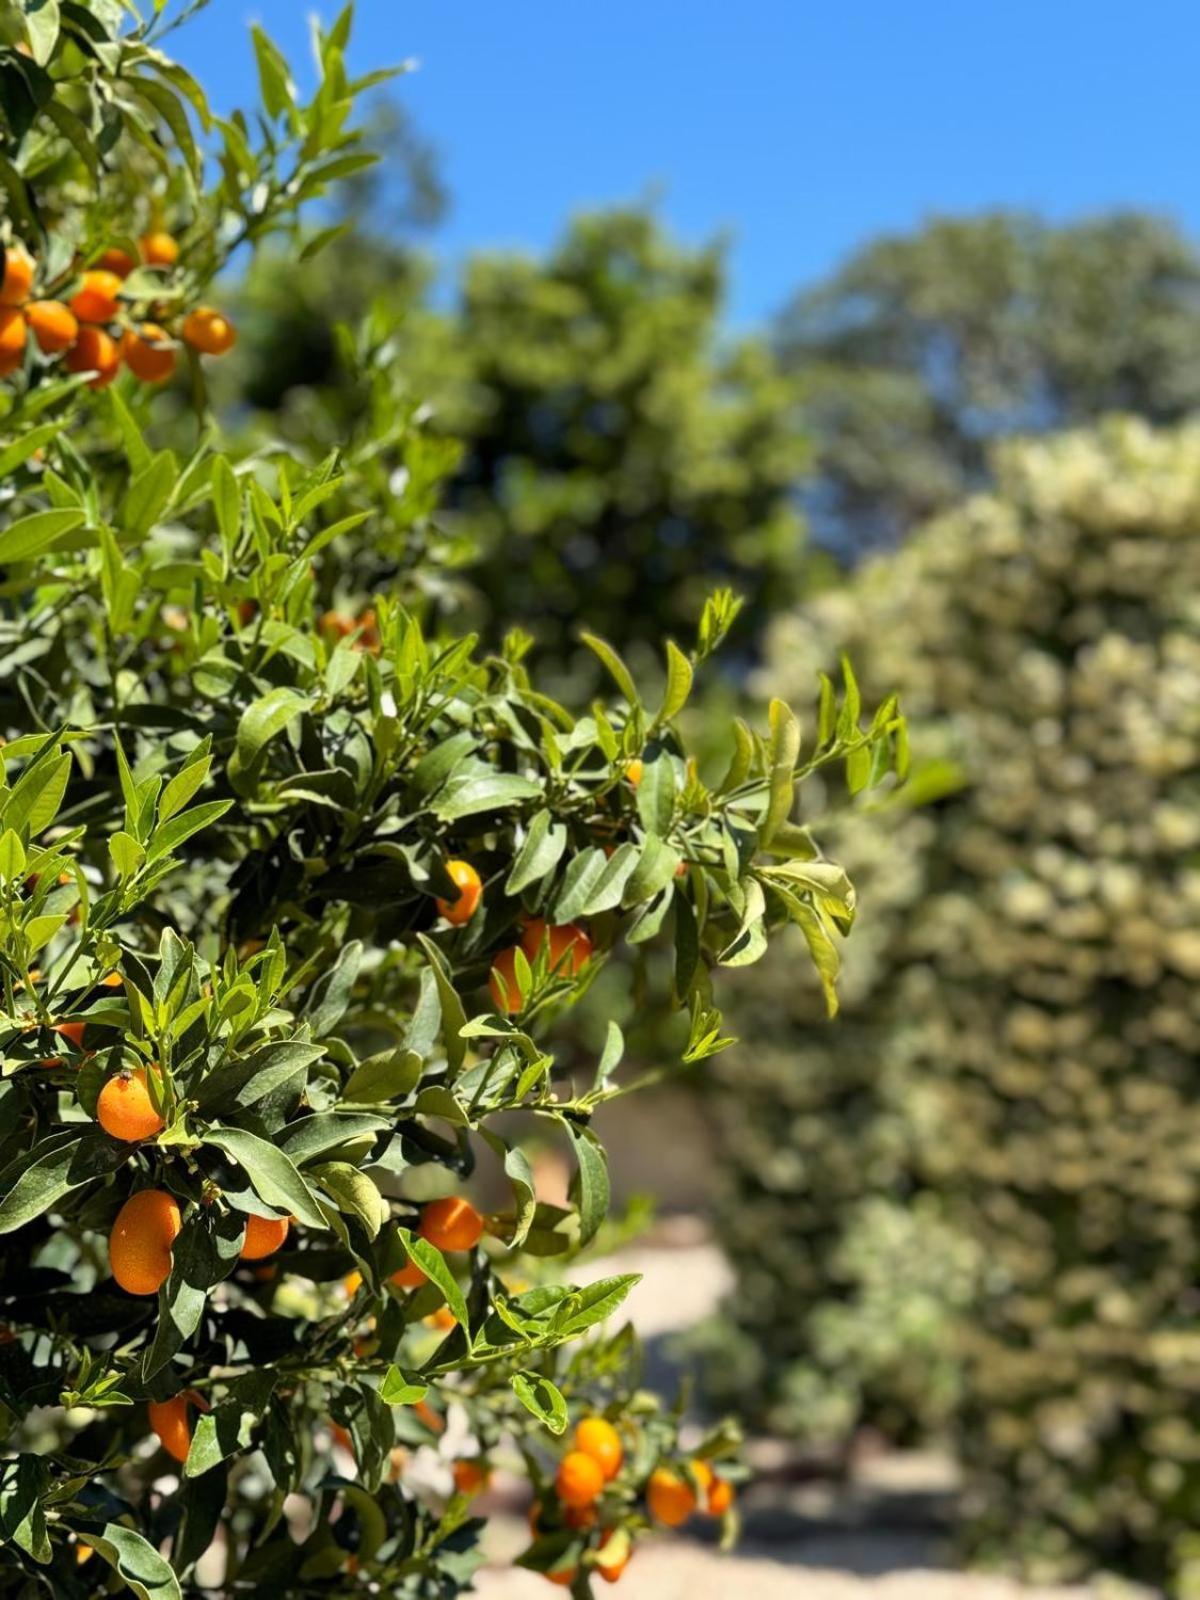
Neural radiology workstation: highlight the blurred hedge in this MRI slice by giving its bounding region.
[709,419,1200,1589]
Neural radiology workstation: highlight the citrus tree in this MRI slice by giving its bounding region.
[0,4,906,1595]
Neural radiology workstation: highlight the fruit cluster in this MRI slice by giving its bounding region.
[524,1418,735,1587]
[0,235,236,389]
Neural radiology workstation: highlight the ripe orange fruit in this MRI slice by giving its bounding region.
[181,305,236,355]
[65,325,120,389]
[97,1067,164,1142]
[391,1257,427,1290]
[545,1571,577,1589]
[706,1475,734,1515]
[419,1195,484,1253]
[452,1459,490,1497]
[27,300,78,355]
[521,919,593,977]
[646,1466,696,1527]
[626,758,644,788]
[488,946,525,1014]
[95,247,135,278]
[555,1450,605,1510]
[109,1189,182,1295]
[240,1213,290,1260]
[54,1020,87,1050]
[0,245,33,307]
[0,307,26,363]
[343,1270,363,1297]
[690,1461,714,1498]
[148,1395,191,1463]
[574,1417,623,1481]
[140,231,179,267]
[436,859,482,925]
[427,1305,457,1331]
[69,270,121,324]
[122,322,175,383]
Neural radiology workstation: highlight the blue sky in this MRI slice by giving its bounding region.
[174,0,1200,328]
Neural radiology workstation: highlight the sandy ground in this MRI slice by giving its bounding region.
[473,1536,1119,1600]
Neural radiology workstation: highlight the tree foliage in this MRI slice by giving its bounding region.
[779,211,1200,553]
[714,418,1200,1589]
[231,207,814,671]
[0,4,904,1594]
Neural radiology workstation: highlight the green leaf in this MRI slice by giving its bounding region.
[24,0,61,68]
[312,1162,385,1239]
[0,508,83,563]
[233,687,309,775]
[563,1121,610,1248]
[0,422,66,481]
[0,828,25,883]
[416,935,466,1075]
[579,631,639,704]
[194,1040,323,1116]
[344,1047,422,1103]
[379,1366,429,1406]
[480,1128,536,1248]
[278,1111,392,1166]
[109,831,145,879]
[635,756,677,836]
[760,698,801,846]
[0,1456,50,1564]
[303,939,362,1036]
[203,1128,327,1228]
[430,771,542,822]
[654,640,694,726]
[551,843,638,921]
[506,810,567,896]
[145,800,233,864]
[622,834,682,906]
[251,24,296,120]
[673,891,699,1000]
[211,456,240,548]
[80,1524,181,1600]
[157,750,212,823]
[0,1130,122,1234]
[121,450,177,539]
[144,1212,243,1378]
[511,1371,568,1435]
[399,1228,470,1339]
[550,1274,640,1338]
[184,1372,276,1478]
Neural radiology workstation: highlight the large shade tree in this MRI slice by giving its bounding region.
[778,211,1200,553]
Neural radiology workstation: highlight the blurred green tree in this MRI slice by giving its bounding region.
[232,208,813,669]
[779,211,1200,553]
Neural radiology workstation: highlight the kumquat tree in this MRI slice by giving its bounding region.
[0,4,905,1595]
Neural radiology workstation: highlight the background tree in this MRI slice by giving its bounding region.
[711,418,1200,1589]
[232,208,815,673]
[779,211,1200,553]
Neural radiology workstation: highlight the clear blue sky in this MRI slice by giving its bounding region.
[174,0,1200,327]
